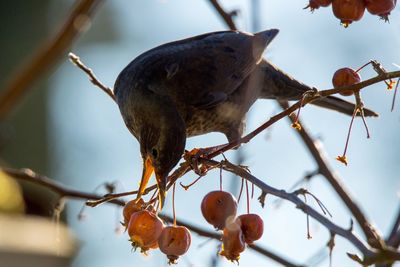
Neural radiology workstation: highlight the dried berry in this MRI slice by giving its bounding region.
[236,214,264,244]
[201,191,238,230]
[332,0,366,27]
[332,67,361,96]
[158,226,191,264]
[220,221,245,262]
[127,210,164,253]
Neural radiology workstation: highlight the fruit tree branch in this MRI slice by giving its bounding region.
[2,166,303,267]
[278,101,382,249]
[207,0,237,31]
[196,157,400,265]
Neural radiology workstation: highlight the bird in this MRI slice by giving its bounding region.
[113,29,377,209]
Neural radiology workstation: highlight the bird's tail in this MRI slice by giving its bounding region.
[258,60,378,117]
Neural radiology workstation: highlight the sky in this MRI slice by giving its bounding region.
[48,1,399,266]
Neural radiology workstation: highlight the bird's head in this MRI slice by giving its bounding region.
[134,94,186,210]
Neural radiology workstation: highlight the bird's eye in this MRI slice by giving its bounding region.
[151,148,158,159]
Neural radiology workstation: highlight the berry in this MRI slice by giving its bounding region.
[127,210,164,253]
[332,0,366,27]
[220,221,246,262]
[332,67,362,96]
[201,191,238,230]
[365,0,396,21]
[236,214,264,244]
[158,226,191,264]
[122,198,144,227]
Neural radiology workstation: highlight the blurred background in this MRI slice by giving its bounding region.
[0,0,399,266]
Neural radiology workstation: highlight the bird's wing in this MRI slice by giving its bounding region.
[138,30,272,109]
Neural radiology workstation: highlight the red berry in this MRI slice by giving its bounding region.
[201,191,238,230]
[365,0,396,21]
[332,0,366,27]
[220,221,246,262]
[236,214,264,244]
[122,198,144,227]
[127,210,164,253]
[332,67,361,96]
[158,226,191,264]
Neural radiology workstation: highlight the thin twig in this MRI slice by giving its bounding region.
[0,0,102,119]
[68,52,115,101]
[207,0,237,30]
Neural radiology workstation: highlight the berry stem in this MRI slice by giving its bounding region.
[342,107,358,159]
[219,166,223,191]
[291,94,305,130]
[179,175,203,190]
[355,92,371,139]
[238,177,244,203]
[251,182,255,199]
[245,180,250,214]
[303,195,312,239]
[391,78,400,112]
[172,182,176,226]
[355,61,373,73]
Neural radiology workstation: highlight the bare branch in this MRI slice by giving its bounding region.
[278,101,383,249]
[68,52,115,101]
[2,167,124,206]
[195,157,400,265]
[207,0,237,30]
[387,205,400,247]
[3,166,302,267]
[0,0,103,119]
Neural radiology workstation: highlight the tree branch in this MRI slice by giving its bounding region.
[207,0,237,30]
[68,52,115,101]
[196,157,400,265]
[0,0,102,119]
[278,101,383,249]
[387,205,400,247]
[2,166,302,267]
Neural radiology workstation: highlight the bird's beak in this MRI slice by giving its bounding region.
[155,173,166,210]
[137,156,154,200]
[136,156,167,210]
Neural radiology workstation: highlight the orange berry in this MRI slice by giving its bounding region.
[332,0,366,27]
[122,198,144,227]
[220,221,246,262]
[365,0,396,21]
[201,191,238,230]
[236,214,264,244]
[332,67,361,96]
[158,226,191,264]
[127,210,164,253]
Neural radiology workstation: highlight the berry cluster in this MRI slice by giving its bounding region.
[122,198,191,264]
[306,0,397,27]
[201,191,264,262]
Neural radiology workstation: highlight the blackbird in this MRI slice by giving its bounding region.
[114,29,377,208]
